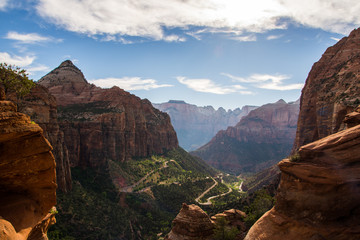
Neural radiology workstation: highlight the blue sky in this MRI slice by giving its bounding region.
[1,0,359,109]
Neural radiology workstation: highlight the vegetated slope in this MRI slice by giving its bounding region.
[27,60,216,239]
[245,28,360,240]
[154,100,257,151]
[192,99,299,174]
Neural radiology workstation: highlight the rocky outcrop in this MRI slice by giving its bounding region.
[245,123,360,240]
[293,28,360,152]
[154,101,257,151]
[166,203,214,240]
[0,100,57,239]
[38,60,178,168]
[18,84,72,192]
[192,99,299,174]
[211,209,247,233]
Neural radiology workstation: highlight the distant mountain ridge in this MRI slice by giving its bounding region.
[153,100,257,150]
[192,99,299,174]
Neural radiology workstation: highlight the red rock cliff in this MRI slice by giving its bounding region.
[192,99,299,174]
[245,123,360,240]
[19,85,72,192]
[293,28,360,152]
[0,100,57,239]
[38,60,178,168]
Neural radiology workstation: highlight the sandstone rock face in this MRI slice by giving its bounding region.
[293,28,360,152]
[38,60,178,168]
[154,100,257,151]
[19,84,72,192]
[245,124,360,240]
[192,99,299,174]
[0,100,57,239]
[166,203,214,240]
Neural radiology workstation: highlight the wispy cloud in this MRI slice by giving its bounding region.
[330,36,341,42]
[26,64,50,75]
[267,34,283,40]
[5,31,62,44]
[90,77,173,91]
[0,52,35,67]
[231,34,257,42]
[223,73,303,91]
[177,76,252,95]
[35,0,360,42]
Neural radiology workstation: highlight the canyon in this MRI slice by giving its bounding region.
[154,101,257,151]
[245,28,360,239]
[192,99,299,174]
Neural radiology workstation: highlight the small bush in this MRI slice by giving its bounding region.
[289,153,301,162]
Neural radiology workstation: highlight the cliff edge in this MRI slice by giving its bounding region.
[0,99,57,239]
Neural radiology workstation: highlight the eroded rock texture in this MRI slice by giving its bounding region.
[19,85,72,192]
[166,203,214,240]
[293,28,360,152]
[0,100,57,239]
[38,60,178,168]
[245,124,360,240]
[192,99,299,174]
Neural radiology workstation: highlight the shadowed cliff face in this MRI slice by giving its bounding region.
[245,124,360,240]
[245,28,360,240]
[192,100,299,174]
[154,101,257,151]
[19,85,72,192]
[293,28,360,152]
[0,100,57,240]
[38,60,178,168]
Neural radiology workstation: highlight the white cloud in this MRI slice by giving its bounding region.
[223,73,303,91]
[89,77,173,91]
[26,64,50,75]
[0,0,8,10]
[267,34,283,40]
[0,52,35,67]
[5,31,62,44]
[231,34,257,42]
[34,0,360,41]
[177,76,252,95]
[330,37,341,42]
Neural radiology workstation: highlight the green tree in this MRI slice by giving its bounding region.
[213,216,240,240]
[0,63,35,99]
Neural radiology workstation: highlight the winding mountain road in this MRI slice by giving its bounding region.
[119,160,173,193]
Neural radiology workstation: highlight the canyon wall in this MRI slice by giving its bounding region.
[192,99,299,174]
[154,101,257,151]
[0,99,57,239]
[37,60,178,168]
[293,28,360,152]
[246,28,360,240]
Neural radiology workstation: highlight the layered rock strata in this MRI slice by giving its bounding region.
[19,85,72,192]
[154,101,257,151]
[38,60,178,168]
[293,28,360,152]
[192,99,299,174]
[0,100,57,239]
[245,124,360,240]
[166,203,214,240]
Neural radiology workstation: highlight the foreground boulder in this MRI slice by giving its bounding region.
[166,203,214,240]
[0,100,57,239]
[245,124,360,240]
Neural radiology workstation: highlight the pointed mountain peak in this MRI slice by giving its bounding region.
[38,60,88,88]
[276,99,286,104]
[59,60,76,68]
